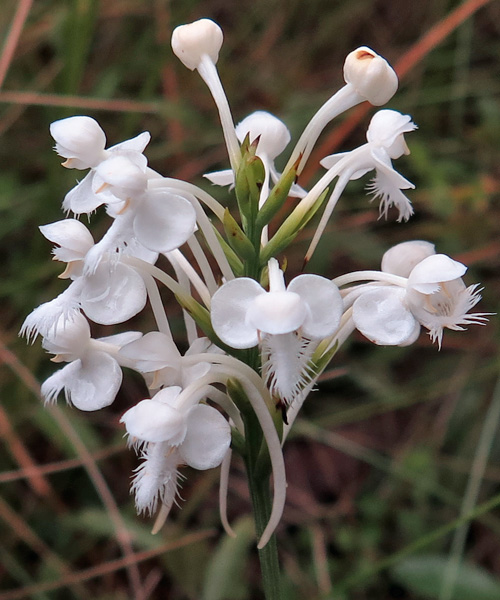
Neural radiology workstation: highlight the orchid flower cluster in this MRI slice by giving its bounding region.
[22,18,487,550]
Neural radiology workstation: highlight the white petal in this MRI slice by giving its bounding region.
[40,219,94,262]
[133,190,196,253]
[41,362,79,404]
[370,147,415,190]
[179,404,231,470]
[42,312,90,359]
[66,351,122,411]
[353,287,418,345]
[203,169,235,187]
[109,131,151,153]
[50,116,106,167]
[246,291,307,335]
[119,331,181,372]
[80,262,147,324]
[287,274,343,339]
[120,397,187,444]
[62,173,104,215]
[408,254,467,294]
[366,110,416,152]
[131,442,180,516]
[94,154,148,194]
[211,278,265,348]
[381,240,436,277]
[97,330,143,347]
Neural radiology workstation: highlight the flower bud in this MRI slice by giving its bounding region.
[171,18,223,70]
[343,47,398,106]
[50,116,106,169]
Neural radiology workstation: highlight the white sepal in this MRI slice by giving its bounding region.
[353,286,418,346]
[408,254,467,294]
[40,219,94,262]
[132,189,196,253]
[50,116,107,168]
[80,262,147,325]
[211,278,265,349]
[381,240,436,277]
[179,404,231,470]
[287,274,343,339]
[121,393,187,445]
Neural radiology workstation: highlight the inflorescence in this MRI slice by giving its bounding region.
[21,18,488,548]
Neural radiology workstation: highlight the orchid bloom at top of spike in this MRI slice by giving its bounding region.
[284,46,398,175]
[204,111,306,203]
[302,109,417,264]
[211,259,343,403]
[350,242,489,348]
[50,115,152,215]
[171,18,240,172]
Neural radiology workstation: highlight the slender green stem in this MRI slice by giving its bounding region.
[247,470,282,600]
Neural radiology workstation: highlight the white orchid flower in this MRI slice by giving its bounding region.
[39,313,140,410]
[80,158,197,274]
[50,116,152,216]
[211,258,343,403]
[205,111,306,202]
[121,386,231,515]
[351,244,488,348]
[302,109,417,264]
[20,219,150,335]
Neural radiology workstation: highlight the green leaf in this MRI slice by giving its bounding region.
[213,227,244,277]
[234,135,265,231]
[260,187,328,264]
[202,517,255,600]
[255,160,298,229]
[391,555,500,600]
[223,208,257,261]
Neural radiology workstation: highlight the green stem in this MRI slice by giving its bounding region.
[253,480,282,600]
[246,463,283,599]
[240,394,282,600]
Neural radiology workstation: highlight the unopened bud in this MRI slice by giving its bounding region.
[343,46,398,106]
[171,18,223,70]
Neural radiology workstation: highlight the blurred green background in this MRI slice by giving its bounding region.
[1,1,499,598]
